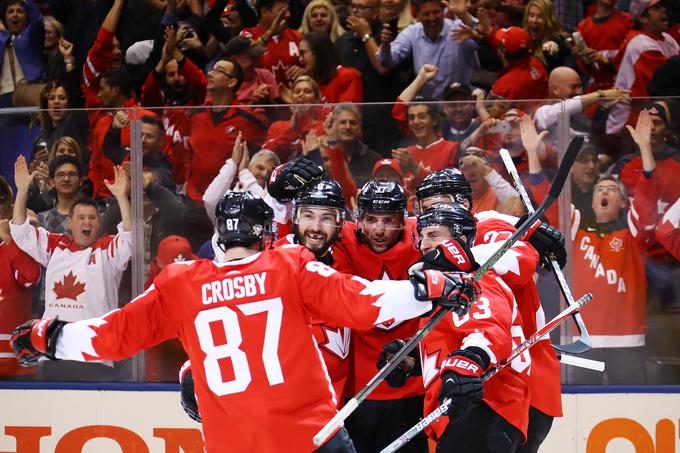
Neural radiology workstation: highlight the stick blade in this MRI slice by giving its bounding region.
[553,339,592,354]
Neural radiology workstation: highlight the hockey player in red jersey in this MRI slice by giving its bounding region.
[340,180,428,453]
[10,191,474,453]
[275,179,354,402]
[414,169,565,453]
[411,203,531,452]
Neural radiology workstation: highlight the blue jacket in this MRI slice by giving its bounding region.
[0,0,46,83]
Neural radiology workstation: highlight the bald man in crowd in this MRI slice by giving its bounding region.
[532,67,630,147]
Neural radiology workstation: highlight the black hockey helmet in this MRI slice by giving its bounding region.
[357,179,406,216]
[215,191,274,250]
[293,179,346,210]
[415,168,473,212]
[416,202,477,245]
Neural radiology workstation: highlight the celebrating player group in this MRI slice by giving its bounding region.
[10,145,591,452]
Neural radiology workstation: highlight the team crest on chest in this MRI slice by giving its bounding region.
[609,237,624,253]
[319,326,351,360]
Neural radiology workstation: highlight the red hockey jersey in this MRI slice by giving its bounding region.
[473,211,562,417]
[576,11,633,92]
[0,240,40,376]
[186,103,268,203]
[274,233,354,402]
[240,26,301,85]
[54,246,431,453]
[339,218,425,400]
[418,273,531,441]
[572,215,648,348]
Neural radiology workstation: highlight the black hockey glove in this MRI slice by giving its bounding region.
[376,339,422,388]
[516,216,567,270]
[266,157,326,202]
[438,348,487,421]
[180,362,201,423]
[409,270,480,316]
[10,318,67,367]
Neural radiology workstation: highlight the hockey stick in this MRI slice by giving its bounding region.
[311,136,584,447]
[499,148,592,354]
[380,292,593,453]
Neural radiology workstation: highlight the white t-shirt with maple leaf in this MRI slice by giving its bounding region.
[10,218,132,323]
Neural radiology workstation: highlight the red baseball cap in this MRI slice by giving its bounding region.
[372,158,403,177]
[495,27,531,55]
[156,235,198,267]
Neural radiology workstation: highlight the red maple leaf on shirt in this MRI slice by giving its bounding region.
[53,271,86,301]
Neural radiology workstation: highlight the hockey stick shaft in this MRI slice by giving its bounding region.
[312,136,584,447]
[380,292,592,453]
[499,148,591,352]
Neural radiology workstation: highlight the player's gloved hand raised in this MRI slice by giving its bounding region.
[516,216,567,270]
[409,270,480,316]
[438,348,486,421]
[417,238,479,273]
[10,318,67,367]
[376,339,422,388]
[179,361,201,423]
[266,157,326,202]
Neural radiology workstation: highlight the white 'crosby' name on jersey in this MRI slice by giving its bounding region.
[201,272,267,304]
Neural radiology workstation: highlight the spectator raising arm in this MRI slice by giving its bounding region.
[11,157,35,228]
[103,165,132,233]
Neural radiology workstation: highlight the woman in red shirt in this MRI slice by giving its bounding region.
[299,31,363,104]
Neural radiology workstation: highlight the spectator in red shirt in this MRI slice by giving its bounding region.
[223,36,280,105]
[89,68,156,199]
[299,31,363,103]
[141,26,209,187]
[264,75,327,161]
[574,0,633,94]
[82,0,125,128]
[0,176,40,379]
[240,0,305,85]
[606,0,679,133]
[183,59,268,248]
[490,26,549,102]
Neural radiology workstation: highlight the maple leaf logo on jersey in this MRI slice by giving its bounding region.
[271,61,289,84]
[53,271,86,301]
[373,267,407,331]
[320,326,351,360]
[421,346,442,389]
[609,237,624,253]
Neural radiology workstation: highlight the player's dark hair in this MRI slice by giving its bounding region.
[69,197,99,218]
[302,32,340,85]
[49,155,83,179]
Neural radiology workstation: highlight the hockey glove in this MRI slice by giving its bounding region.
[409,270,480,316]
[419,239,479,273]
[179,361,201,423]
[10,318,67,367]
[266,157,326,202]
[376,339,422,388]
[516,216,567,270]
[438,348,487,421]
